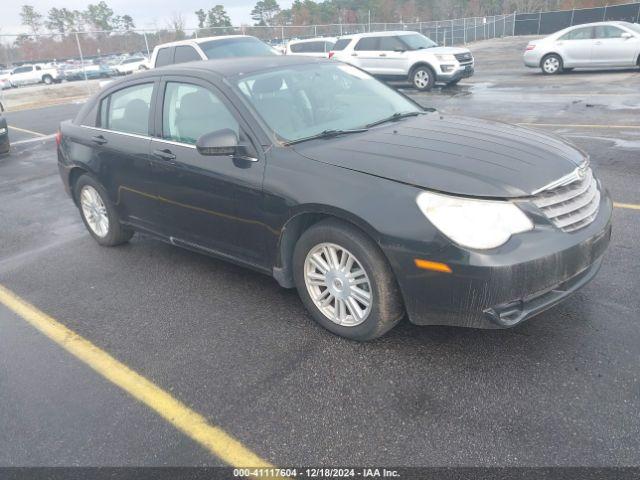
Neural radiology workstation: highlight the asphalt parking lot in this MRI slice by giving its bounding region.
[1,35,639,468]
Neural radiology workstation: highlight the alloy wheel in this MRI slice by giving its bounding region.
[304,242,372,327]
[80,185,110,238]
[413,69,430,89]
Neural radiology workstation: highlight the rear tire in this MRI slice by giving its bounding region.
[541,54,563,75]
[42,74,53,85]
[293,219,404,341]
[74,174,134,247]
[410,65,436,91]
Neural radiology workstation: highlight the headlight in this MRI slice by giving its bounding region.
[416,191,533,250]
[0,127,6,135]
[435,54,457,62]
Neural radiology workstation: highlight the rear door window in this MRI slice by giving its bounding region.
[155,47,174,67]
[560,27,594,40]
[332,38,351,51]
[354,37,379,51]
[174,46,201,64]
[101,83,154,136]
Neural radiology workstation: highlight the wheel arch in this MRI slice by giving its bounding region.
[273,206,383,288]
[539,52,563,68]
[68,165,90,206]
[409,61,436,78]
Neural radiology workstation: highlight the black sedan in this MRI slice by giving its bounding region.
[57,56,612,340]
[0,101,9,154]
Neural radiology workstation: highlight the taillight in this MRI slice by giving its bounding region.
[525,44,536,51]
[328,51,335,59]
[55,130,62,146]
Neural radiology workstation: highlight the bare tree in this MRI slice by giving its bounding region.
[167,12,186,39]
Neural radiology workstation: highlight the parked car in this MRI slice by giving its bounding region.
[113,57,148,75]
[57,56,611,341]
[330,31,474,90]
[9,63,63,86]
[64,64,115,81]
[0,69,12,89]
[286,37,337,57]
[524,21,640,74]
[0,102,9,154]
[148,35,278,69]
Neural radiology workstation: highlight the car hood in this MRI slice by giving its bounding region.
[292,114,586,198]
[421,46,470,55]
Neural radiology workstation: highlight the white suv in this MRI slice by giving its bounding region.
[330,31,474,90]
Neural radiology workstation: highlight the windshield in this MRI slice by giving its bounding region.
[400,33,437,50]
[199,37,277,59]
[234,63,422,143]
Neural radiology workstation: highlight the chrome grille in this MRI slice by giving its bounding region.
[532,167,600,233]
[454,53,473,64]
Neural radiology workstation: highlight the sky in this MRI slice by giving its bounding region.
[0,0,294,35]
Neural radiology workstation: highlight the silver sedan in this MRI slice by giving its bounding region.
[523,21,640,74]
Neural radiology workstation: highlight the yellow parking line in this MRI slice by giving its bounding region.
[518,123,640,129]
[0,283,273,468]
[8,125,48,137]
[614,202,640,210]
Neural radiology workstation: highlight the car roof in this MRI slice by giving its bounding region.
[110,56,324,86]
[289,37,337,44]
[153,35,256,49]
[339,30,419,40]
[564,21,634,29]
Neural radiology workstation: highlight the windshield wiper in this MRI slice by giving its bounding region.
[365,111,426,128]
[284,128,368,146]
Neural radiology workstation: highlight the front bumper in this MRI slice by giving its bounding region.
[437,63,474,82]
[385,191,613,329]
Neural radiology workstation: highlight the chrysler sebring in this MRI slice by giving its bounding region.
[57,56,612,340]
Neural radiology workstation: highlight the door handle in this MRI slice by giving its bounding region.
[594,41,602,45]
[379,53,387,57]
[351,53,358,57]
[152,148,176,161]
[91,135,107,145]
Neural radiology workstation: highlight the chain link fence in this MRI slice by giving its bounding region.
[514,1,640,35]
[0,14,517,68]
[0,1,638,81]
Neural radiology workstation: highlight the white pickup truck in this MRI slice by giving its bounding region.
[8,64,63,87]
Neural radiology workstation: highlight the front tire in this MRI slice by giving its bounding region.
[410,65,435,91]
[541,54,563,74]
[74,174,134,246]
[42,74,53,85]
[293,219,404,341]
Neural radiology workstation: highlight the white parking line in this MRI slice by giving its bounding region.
[8,125,49,137]
[12,134,56,145]
[518,123,640,129]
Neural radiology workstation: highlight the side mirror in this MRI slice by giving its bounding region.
[0,102,4,113]
[621,32,633,39]
[196,129,240,156]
